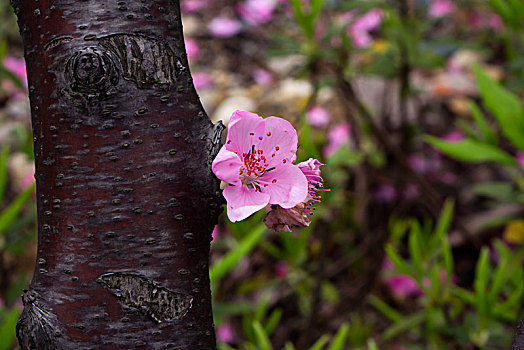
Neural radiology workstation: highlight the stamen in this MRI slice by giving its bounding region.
[267,132,271,136]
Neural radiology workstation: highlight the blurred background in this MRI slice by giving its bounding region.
[0,0,524,349]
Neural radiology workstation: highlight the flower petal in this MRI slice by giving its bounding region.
[256,116,298,168]
[226,110,265,158]
[223,185,270,222]
[259,164,308,208]
[212,146,243,185]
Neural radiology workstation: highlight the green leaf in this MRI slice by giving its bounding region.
[284,342,296,350]
[309,335,330,350]
[209,224,266,283]
[383,312,425,340]
[472,182,517,202]
[264,308,283,335]
[408,224,424,278]
[0,309,20,350]
[384,244,411,276]
[310,0,326,22]
[368,295,402,323]
[0,146,10,204]
[327,322,349,350]
[469,102,498,145]
[488,249,509,306]
[252,321,273,350]
[425,136,516,165]
[474,66,524,151]
[0,183,35,235]
[474,248,491,318]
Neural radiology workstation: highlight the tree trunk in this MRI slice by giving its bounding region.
[10,0,222,348]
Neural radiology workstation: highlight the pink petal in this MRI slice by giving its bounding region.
[225,110,265,157]
[208,17,243,38]
[259,164,307,208]
[223,185,270,222]
[212,147,243,185]
[306,106,331,128]
[185,38,200,61]
[256,116,299,167]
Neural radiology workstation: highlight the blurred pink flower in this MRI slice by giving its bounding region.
[193,72,213,91]
[252,68,274,86]
[212,226,220,240]
[21,172,35,190]
[407,154,429,174]
[323,123,351,157]
[181,0,207,13]
[403,183,420,200]
[2,56,27,90]
[428,0,453,18]
[373,184,397,203]
[237,0,277,26]
[306,106,331,128]
[442,129,464,143]
[440,171,457,185]
[216,322,235,343]
[275,261,289,279]
[385,275,422,299]
[517,152,524,169]
[185,38,200,61]
[488,14,503,31]
[347,8,383,48]
[208,17,243,38]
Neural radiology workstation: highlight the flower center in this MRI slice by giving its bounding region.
[239,145,275,190]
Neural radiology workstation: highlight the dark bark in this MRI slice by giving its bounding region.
[512,317,524,350]
[11,0,223,348]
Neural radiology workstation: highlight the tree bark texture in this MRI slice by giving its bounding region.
[511,317,524,350]
[11,0,223,348]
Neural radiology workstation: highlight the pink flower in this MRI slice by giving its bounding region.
[208,17,243,38]
[373,184,397,203]
[306,106,331,128]
[263,158,327,232]
[442,129,464,143]
[347,8,383,48]
[181,0,207,13]
[488,14,503,31]
[403,183,420,200]
[212,110,308,222]
[323,123,351,157]
[252,68,274,86]
[2,56,27,87]
[192,72,213,91]
[428,0,453,19]
[216,322,235,343]
[185,38,200,62]
[517,152,524,169]
[275,261,289,279]
[385,275,422,299]
[237,0,277,26]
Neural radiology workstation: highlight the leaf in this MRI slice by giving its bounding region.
[469,102,498,145]
[0,309,20,350]
[0,146,10,204]
[252,321,273,350]
[383,312,425,340]
[209,224,266,283]
[473,182,517,202]
[0,183,35,235]
[264,308,283,335]
[474,66,524,151]
[425,136,516,165]
[384,244,411,276]
[408,224,424,278]
[309,335,330,350]
[474,248,490,318]
[368,295,402,323]
[327,322,349,350]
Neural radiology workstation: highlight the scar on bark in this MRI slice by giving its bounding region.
[97,273,193,323]
[16,290,63,350]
